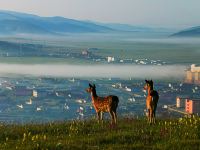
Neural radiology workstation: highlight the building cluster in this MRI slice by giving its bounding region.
[174,64,200,115]
[14,86,38,97]
[176,97,200,115]
[185,64,200,84]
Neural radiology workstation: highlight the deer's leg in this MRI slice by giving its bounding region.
[112,110,117,124]
[148,109,151,124]
[150,109,153,124]
[97,112,101,123]
[147,109,150,123]
[100,112,103,122]
[153,109,156,124]
[109,111,114,125]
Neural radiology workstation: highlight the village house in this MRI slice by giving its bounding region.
[185,98,200,115]
[176,97,186,108]
[185,64,200,84]
[107,56,115,63]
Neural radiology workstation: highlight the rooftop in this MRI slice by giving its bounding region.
[191,64,200,72]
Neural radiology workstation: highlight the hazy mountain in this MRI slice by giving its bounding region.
[0,10,113,35]
[0,10,175,36]
[87,21,175,33]
[171,26,200,37]
[97,23,154,32]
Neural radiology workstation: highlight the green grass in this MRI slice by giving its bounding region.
[0,116,200,149]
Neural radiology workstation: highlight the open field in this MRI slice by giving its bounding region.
[0,117,200,149]
[0,34,200,65]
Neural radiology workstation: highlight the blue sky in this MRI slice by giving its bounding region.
[0,0,199,28]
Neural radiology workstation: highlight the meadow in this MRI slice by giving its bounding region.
[0,116,200,150]
[1,34,200,65]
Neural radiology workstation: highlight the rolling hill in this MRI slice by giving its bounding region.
[0,10,113,35]
[171,26,200,37]
[0,10,173,36]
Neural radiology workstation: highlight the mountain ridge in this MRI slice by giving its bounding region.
[0,10,113,35]
[0,10,176,36]
[171,26,200,37]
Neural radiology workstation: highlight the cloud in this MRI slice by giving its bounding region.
[0,64,186,79]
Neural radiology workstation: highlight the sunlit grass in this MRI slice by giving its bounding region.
[0,116,200,149]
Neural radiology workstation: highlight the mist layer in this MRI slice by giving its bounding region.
[0,64,186,79]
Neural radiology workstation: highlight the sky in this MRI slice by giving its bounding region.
[0,0,199,28]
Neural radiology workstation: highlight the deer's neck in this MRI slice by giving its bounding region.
[91,91,98,100]
[147,87,153,96]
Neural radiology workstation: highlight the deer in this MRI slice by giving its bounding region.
[86,83,119,125]
[144,80,159,124]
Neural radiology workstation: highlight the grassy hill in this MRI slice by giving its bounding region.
[0,117,200,149]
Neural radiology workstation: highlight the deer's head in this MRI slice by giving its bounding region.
[86,83,96,95]
[144,80,154,91]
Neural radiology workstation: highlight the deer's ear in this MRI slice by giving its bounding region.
[89,83,92,87]
[145,80,148,83]
[93,84,96,88]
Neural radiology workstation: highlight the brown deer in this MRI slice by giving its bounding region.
[86,83,119,124]
[144,80,159,124]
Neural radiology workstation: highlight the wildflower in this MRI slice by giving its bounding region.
[28,132,31,137]
[37,143,39,147]
[43,135,47,140]
[23,133,26,142]
[36,134,39,140]
[32,136,35,141]
[165,121,167,125]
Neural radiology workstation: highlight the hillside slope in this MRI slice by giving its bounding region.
[0,117,199,149]
[171,26,200,37]
[0,10,112,35]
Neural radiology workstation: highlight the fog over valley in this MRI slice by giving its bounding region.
[0,64,186,79]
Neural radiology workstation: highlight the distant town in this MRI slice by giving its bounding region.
[166,64,200,116]
[0,64,199,123]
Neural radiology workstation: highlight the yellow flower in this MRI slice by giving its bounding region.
[44,135,47,140]
[28,132,31,137]
[36,135,39,140]
[23,133,26,142]
[32,136,35,141]
[165,121,167,125]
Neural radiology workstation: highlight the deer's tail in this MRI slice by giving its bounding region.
[112,96,119,111]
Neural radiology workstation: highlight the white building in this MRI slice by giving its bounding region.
[32,90,38,97]
[185,64,200,84]
[176,97,186,108]
[107,56,115,63]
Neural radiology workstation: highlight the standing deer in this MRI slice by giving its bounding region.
[144,80,159,124]
[86,83,119,124]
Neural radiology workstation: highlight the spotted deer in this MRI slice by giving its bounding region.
[144,80,159,124]
[86,83,119,124]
